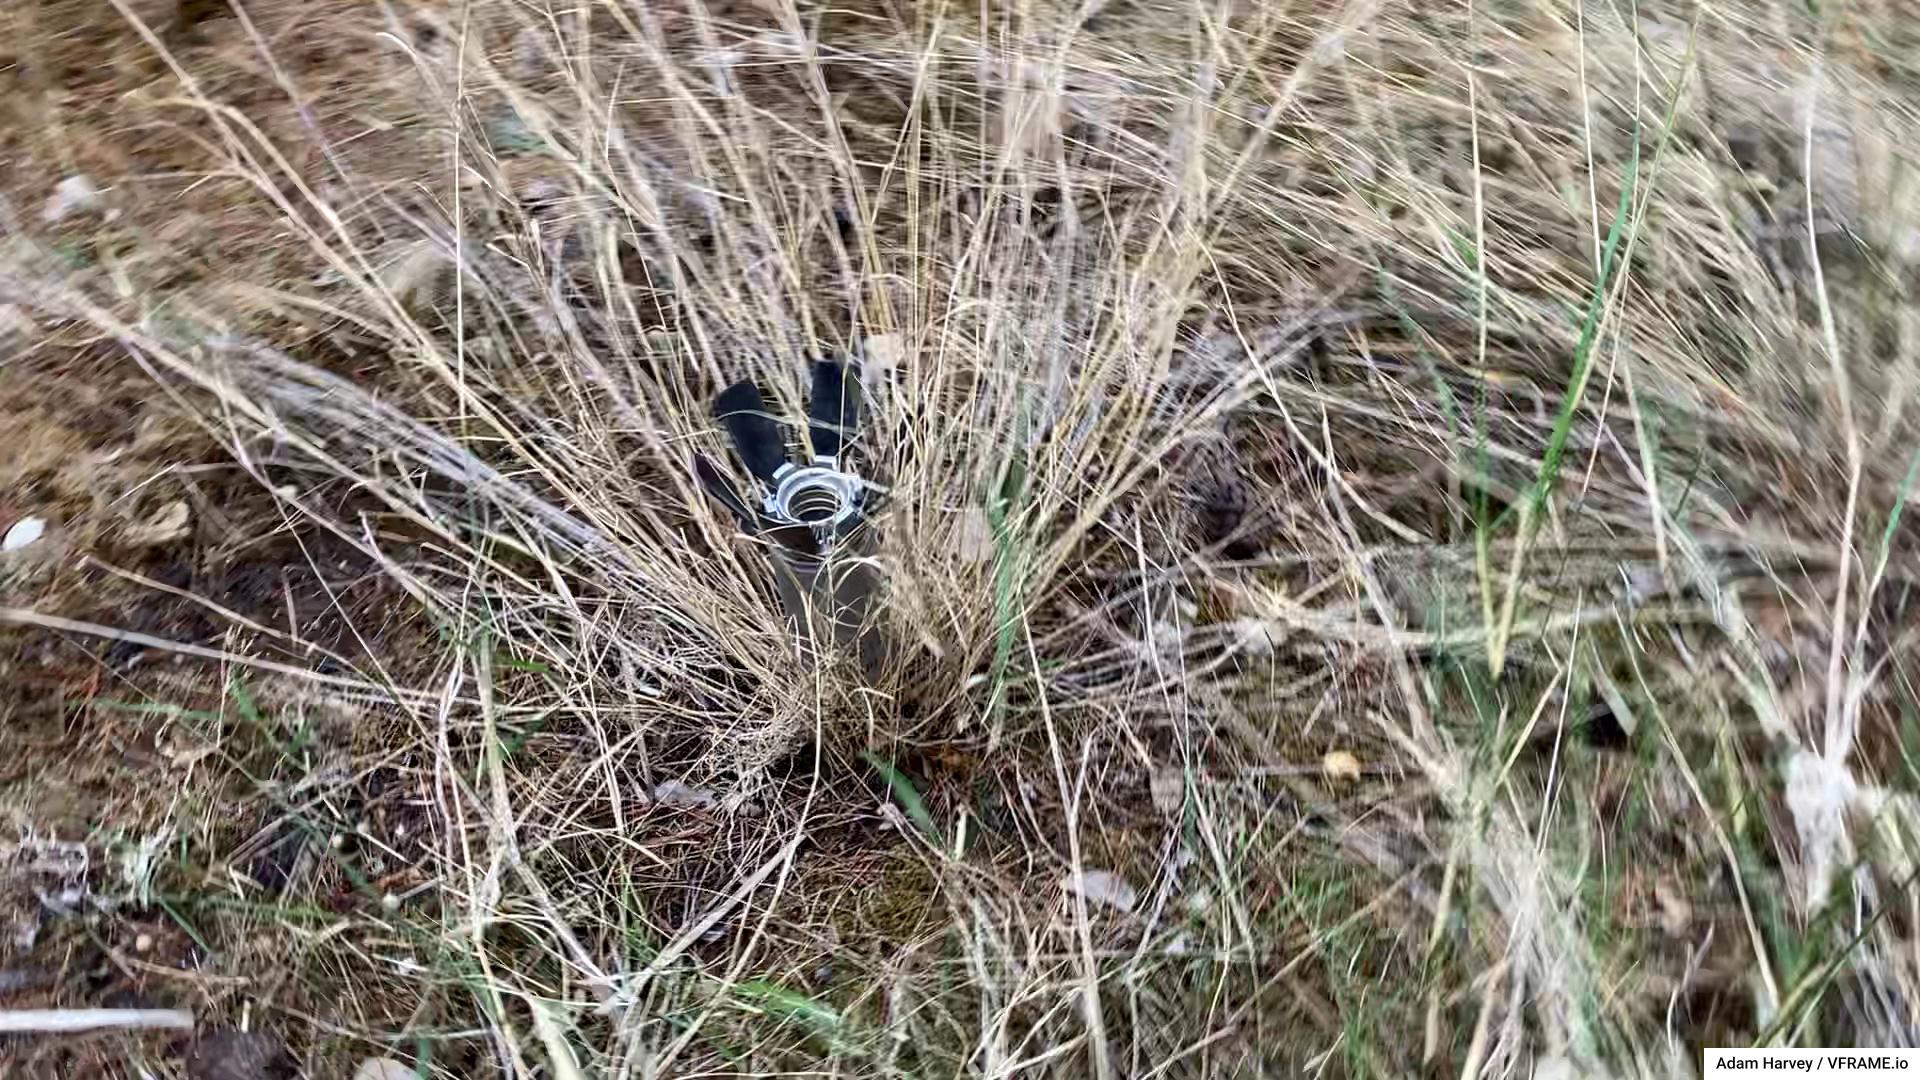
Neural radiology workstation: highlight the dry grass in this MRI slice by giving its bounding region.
[3,0,1920,1076]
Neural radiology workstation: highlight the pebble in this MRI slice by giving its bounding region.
[3,517,47,552]
[1063,868,1137,913]
[354,1060,419,1080]
[1321,751,1363,783]
[42,175,104,223]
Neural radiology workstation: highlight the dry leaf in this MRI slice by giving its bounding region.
[1063,869,1136,913]
[860,332,906,373]
[954,507,994,565]
[651,780,718,810]
[1321,751,1362,783]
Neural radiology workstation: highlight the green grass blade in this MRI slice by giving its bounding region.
[859,750,940,842]
[1521,131,1639,521]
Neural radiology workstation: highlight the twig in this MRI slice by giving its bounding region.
[0,1009,195,1034]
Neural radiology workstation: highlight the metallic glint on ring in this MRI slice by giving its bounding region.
[693,359,885,674]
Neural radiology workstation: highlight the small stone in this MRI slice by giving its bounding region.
[134,932,154,953]
[651,780,718,810]
[354,1060,419,1080]
[43,175,104,223]
[1534,1055,1574,1080]
[1322,751,1362,783]
[380,893,401,912]
[1063,869,1137,913]
[3,517,47,552]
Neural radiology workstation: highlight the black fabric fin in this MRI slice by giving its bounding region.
[806,360,861,460]
[714,381,790,484]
